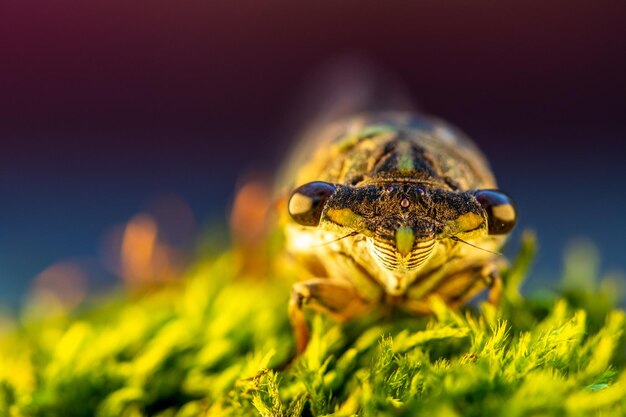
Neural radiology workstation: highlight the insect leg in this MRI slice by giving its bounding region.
[289,278,372,353]
[402,263,500,314]
[486,270,503,306]
[441,263,500,308]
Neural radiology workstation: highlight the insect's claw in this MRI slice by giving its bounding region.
[487,273,503,306]
[288,279,373,354]
[289,284,311,353]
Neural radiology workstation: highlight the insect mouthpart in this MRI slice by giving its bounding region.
[367,235,436,274]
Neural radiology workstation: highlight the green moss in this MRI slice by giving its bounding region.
[0,233,625,417]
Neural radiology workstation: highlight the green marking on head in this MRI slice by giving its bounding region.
[396,226,415,257]
[454,212,484,232]
[326,208,366,230]
[442,212,485,237]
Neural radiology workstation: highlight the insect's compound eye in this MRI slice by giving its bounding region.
[288,181,337,226]
[474,190,517,235]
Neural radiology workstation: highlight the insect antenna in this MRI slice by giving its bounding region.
[314,231,359,247]
[451,236,502,256]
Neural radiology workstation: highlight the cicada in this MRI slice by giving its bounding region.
[280,112,516,352]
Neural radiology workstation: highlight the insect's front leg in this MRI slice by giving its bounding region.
[403,262,503,314]
[439,262,504,309]
[289,278,374,353]
[486,270,503,306]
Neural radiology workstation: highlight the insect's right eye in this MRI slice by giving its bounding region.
[288,181,336,226]
[474,189,517,235]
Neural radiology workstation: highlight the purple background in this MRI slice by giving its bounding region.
[1,1,625,306]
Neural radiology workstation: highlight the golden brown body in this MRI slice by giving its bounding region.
[281,112,516,352]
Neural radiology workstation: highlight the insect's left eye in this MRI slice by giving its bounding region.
[288,181,337,226]
[474,190,517,235]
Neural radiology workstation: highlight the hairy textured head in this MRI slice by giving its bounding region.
[288,181,516,293]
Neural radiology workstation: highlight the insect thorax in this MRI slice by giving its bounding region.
[290,113,496,192]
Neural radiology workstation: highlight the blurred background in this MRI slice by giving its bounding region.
[1,1,625,309]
